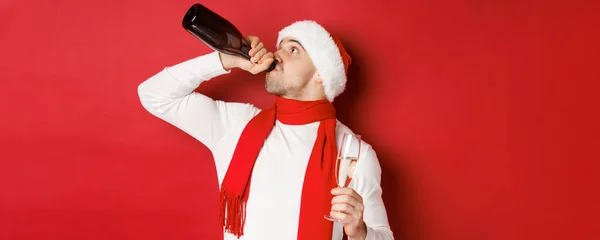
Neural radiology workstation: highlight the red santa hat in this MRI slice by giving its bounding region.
[276,20,352,102]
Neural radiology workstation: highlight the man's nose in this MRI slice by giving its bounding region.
[274,51,283,64]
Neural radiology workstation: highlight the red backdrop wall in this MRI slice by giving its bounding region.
[1,0,598,239]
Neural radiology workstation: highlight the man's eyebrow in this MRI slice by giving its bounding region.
[287,39,305,50]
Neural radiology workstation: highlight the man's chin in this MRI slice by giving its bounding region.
[264,85,284,96]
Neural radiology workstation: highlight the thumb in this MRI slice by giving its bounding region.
[236,58,254,72]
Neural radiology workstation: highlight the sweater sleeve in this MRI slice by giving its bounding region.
[137,51,261,151]
[354,146,395,240]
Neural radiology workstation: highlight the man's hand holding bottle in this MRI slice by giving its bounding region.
[219,36,275,75]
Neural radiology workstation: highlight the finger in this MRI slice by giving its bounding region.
[258,52,274,65]
[259,52,274,62]
[332,187,363,202]
[252,48,267,63]
[249,54,274,74]
[245,35,257,43]
[248,36,260,48]
[331,203,356,214]
[249,42,264,57]
[330,211,352,224]
[331,195,363,210]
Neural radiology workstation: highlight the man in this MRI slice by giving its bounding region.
[138,20,393,240]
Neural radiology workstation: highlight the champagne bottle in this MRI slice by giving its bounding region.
[182,3,277,72]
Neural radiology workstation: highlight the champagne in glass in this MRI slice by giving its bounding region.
[324,133,362,222]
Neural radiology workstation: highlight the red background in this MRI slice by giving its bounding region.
[1,0,599,239]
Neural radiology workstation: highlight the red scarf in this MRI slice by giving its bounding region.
[219,96,338,239]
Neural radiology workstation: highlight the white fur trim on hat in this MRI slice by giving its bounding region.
[276,20,346,102]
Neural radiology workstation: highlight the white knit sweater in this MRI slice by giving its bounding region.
[137,51,393,240]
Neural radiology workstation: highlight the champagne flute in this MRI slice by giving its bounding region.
[324,133,362,222]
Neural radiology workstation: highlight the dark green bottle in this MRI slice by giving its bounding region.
[182,3,277,72]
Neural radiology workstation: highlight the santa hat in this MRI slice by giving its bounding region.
[276,20,352,102]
